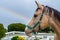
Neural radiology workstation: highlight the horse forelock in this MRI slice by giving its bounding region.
[36,8,41,11]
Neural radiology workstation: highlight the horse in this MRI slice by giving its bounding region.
[25,1,60,40]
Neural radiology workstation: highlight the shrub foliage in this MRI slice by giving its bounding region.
[8,23,26,32]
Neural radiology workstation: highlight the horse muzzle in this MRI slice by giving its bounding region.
[25,30,32,37]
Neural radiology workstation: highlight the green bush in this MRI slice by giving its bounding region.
[11,36,18,40]
[38,26,54,33]
[8,23,26,32]
[34,38,39,40]
[0,24,6,39]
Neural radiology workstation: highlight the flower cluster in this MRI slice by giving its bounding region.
[11,36,26,40]
[17,36,25,40]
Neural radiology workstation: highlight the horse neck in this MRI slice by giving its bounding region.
[50,17,60,35]
[53,16,60,27]
[50,17,60,37]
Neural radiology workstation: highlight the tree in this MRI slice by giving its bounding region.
[0,24,6,39]
[8,23,26,32]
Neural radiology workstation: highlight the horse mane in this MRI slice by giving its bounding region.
[46,6,60,21]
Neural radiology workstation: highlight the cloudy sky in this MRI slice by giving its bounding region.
[0,0,60,29]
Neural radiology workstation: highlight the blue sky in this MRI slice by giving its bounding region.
[0,0,60,29]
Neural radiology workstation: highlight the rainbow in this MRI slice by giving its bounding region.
[0,6,30,22]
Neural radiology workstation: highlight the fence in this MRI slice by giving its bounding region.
[1,31,54,40]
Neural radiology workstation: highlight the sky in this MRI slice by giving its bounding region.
[0,0,60,29]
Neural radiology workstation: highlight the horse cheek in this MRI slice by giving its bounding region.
[40,15,48,29]
[43,15,49,26]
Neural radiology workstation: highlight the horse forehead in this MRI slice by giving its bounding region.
[35,7,45,15]
[35,10,42,15]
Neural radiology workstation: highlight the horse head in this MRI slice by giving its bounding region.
[25,1,49,37]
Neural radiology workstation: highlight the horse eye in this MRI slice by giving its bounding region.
[34,14,38,17]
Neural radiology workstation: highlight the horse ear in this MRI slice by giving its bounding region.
[35,1,42,8]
